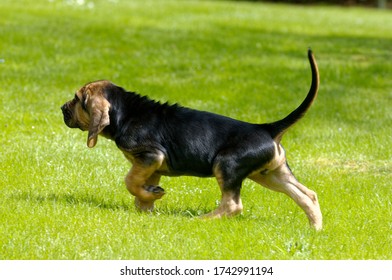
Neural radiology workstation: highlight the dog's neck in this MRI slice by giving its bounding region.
[102,87,180,142]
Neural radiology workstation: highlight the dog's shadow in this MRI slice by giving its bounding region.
[13,191,131,211]
[14,191,267,221]
[13,191,211,218]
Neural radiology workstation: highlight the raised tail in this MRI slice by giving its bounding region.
[266,49,320,143]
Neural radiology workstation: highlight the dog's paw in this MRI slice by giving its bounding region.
[143,185,165,200]
[134,197,154,212]
[144,185,165,194]
[135,186,165,212]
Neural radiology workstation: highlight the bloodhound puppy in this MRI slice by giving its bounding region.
[61,50,322,230]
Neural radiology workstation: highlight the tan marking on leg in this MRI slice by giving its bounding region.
[249,163,322,230]
[249,142,286,177]
[202,191,243,219]
[202,164,243,218]
[124,154,165,212]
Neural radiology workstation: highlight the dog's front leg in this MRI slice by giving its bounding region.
[124,159,165,212]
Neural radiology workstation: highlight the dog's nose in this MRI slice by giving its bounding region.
[61,103,71,121]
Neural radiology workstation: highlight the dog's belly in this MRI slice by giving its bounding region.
[162,154,215,177]
[157,168,213,178]
[159,121,276,178]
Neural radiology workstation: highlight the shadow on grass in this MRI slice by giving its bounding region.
[155,206,209,218]
[11,191,132,212]
[11,191,214,218]
[11,191,272,222]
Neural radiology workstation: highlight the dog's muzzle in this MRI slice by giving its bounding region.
[61,103,78,128]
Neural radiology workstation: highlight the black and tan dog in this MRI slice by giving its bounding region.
[61,50,322,230]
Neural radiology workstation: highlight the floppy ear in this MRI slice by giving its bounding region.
[87,95,110,148]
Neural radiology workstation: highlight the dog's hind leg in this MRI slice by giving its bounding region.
[202,188,243,219]
[202,162,245,218]
[249,163,322,230]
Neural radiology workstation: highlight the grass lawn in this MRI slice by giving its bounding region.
[0,0,391,259]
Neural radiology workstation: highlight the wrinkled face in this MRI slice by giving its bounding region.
[61,80,111,148]
[61,89,89,130]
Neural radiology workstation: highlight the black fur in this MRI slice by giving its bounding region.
[99,49,318,189]
[61,50,323,229]
[102,85,275,180]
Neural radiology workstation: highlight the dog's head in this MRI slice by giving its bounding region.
[61,80,111,148]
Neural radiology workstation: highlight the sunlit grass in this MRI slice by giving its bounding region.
[0,0,391,259]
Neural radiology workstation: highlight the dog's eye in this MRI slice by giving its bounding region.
[74,93,88,110]
[81,98,87,110]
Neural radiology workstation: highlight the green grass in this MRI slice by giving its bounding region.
[1,0,391,259]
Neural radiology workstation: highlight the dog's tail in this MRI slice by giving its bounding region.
[266,49,319,143]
